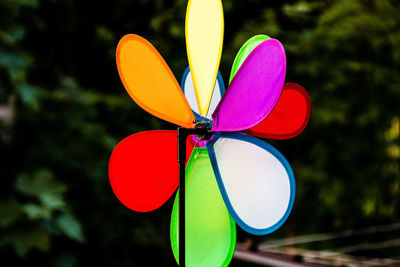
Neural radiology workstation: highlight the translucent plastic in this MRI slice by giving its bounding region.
[207,133,295,235]
[109,131,194,212]
[247,83,311,139]
[170,148,236,266]
[116,34,195,128]
[186,0,224,116]
[212,39,286,132]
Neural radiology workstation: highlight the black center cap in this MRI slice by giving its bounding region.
[194,121,213,141]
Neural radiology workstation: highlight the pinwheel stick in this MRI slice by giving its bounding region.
[177,124,213,267]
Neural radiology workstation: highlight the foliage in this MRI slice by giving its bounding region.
[0,0,399,266]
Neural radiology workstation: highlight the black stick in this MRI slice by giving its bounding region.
[177,127,187,267]
[177,126,212,266]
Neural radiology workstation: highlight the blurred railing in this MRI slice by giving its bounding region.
[234,223,400,266]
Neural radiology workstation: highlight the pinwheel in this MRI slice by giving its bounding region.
[108,1,311,266]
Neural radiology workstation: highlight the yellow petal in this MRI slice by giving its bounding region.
[185,0,224,116]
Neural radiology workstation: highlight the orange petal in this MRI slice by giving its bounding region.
[116,34,195,128]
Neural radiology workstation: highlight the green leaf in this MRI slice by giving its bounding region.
[56,213,84,242]
[95,26,114,43]
[16,84,39,109]
[0,198,22,227]
[16,170,66,210]
[0,49,29,69]
[17,0,39,8]
[0,25,26,45]
[22,203,51,220]
[0,228,50,257]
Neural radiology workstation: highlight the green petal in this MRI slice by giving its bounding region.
[170,147,236,267]
[229,34,270,84]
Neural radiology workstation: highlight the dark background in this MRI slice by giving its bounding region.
[0,0,399,266]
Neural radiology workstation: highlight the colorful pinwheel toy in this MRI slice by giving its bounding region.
[108,1,311,266]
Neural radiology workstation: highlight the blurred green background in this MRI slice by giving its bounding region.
[1,0,399,266]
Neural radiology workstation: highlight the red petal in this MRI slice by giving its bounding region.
[246,83,311,139]
[108,130,194,212]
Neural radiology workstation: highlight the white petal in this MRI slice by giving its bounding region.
[181,67,224,120]
[207,133,295,235]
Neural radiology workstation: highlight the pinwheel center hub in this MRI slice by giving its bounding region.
[194,122,213,141]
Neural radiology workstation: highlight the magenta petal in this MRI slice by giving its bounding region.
[211,39,286,132]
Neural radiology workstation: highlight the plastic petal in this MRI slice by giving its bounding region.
[229,34,270,84]
[207,133,295,235]
[116,34,195,128]
[211,39,286,132]
[170,148,236,267]
[109,130,194,212]
[185,0,224,116]
[181,66,225,121]
[247,83,311,139]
